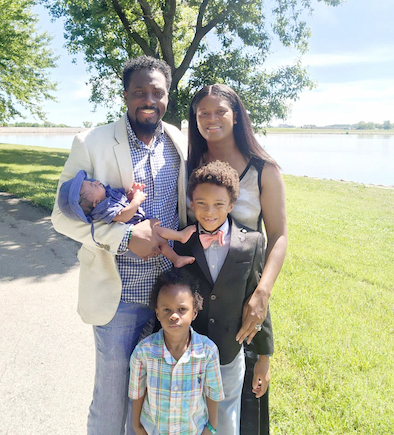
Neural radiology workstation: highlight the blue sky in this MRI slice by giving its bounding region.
[23,0,394,127]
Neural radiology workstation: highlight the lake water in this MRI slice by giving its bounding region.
[1,131,393,187]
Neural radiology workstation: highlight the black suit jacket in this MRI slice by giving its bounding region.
[176,217,274,365]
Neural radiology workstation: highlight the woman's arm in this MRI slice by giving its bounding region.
[236,164,287,343]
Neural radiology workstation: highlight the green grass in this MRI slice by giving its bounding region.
[1,143,393,433]
[271,176,394,434]
[0,143,69,210]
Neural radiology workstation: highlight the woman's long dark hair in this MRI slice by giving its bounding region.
[188,84,278,174]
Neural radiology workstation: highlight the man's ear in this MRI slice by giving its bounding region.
[192,309,198,321]
[228,201,235,213]
[123,89,127,101]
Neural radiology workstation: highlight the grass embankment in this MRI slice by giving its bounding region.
[1,143,393,434]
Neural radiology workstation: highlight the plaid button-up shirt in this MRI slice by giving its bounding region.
[129,328,224,435]
[117,115,180,304]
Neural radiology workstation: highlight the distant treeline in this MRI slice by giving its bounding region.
[277,120,393,130]
[1,121,109,128]
[2,121,72,128]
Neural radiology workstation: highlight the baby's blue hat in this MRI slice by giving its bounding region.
[58,170,111,251]
[58,170,91,224]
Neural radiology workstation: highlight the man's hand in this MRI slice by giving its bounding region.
[252,355,270,398]
[127,219,165,260]
[236,290,269,344]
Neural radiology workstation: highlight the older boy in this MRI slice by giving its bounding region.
[176,161,273,435]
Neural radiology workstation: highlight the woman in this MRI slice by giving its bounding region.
[188,84,287,434]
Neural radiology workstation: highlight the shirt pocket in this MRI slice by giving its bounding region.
[181,365,205,415]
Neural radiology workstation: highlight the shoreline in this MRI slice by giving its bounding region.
[1,126,394,136]
[289,174,394,190]
[264,128,394,135]
[0,127,89,134]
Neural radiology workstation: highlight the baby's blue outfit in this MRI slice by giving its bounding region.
[90,185,145,224]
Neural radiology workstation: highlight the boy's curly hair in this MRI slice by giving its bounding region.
[151,267,203,311]
[187,160,240,204]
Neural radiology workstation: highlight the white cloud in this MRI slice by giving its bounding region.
[284,79,394,126]
[70,81,91,99]
[303,46,394,67]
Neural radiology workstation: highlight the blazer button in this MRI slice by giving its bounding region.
[209,318,215,324]
[210,294,216,300]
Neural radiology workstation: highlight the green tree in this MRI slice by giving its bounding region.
[0,0,58,122]
[42,0,343,126]
[383,120,392,130]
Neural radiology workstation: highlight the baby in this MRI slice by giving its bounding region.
[58,170,195,267]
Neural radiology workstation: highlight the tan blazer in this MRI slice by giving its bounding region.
[51,114,188,325]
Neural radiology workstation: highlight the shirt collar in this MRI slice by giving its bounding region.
[125,112,164,149]
[198,217,230,236]
[151,327,206,364]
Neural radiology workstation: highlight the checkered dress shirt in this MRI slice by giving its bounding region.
[129,328,224,435]
[117,115,180,304]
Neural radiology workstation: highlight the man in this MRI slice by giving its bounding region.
[51,56,187,434]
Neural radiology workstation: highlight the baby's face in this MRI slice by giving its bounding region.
[190,182,234,233]
[80,180,106,208]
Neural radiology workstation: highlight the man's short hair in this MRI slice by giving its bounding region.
[187,160,240,204]
[123,55,172,92]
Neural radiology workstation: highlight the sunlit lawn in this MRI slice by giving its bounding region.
[1,143,393,433]
[271,176,394,434]
[0,143,69,210]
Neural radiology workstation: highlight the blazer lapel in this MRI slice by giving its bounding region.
[189,232,214,287]
[114,114,134,189]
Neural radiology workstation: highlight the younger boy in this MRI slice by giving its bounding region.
[129,268,224,435]
[58,169,195,267]
[176,160,274,435]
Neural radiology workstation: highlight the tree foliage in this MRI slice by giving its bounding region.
[0,0,58,122]
[41,0,343,125]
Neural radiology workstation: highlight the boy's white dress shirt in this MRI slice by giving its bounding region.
[199,218,230,283]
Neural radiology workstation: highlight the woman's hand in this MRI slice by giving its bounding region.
[236,289,269,344]
[252,355,270,398]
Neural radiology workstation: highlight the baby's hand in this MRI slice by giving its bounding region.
[132,182,145,192]
[127,183,146,201]
[132,189,147,205]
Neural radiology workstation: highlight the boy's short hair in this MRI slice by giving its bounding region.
[151,268,203,311]
[123,55,172,92]
[187,160,240,204]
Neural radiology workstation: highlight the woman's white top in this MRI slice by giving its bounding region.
[230,163,262,232]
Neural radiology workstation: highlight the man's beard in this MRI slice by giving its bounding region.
[134,118,160,135]
[133,107,161,135]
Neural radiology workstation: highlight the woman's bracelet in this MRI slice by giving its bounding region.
[205,421,217,434]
